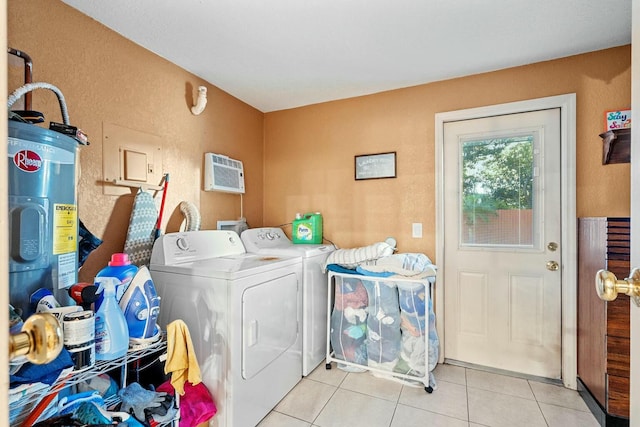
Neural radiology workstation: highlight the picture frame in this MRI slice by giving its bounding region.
[354,152,397,180]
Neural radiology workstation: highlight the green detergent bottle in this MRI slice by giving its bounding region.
[292,212,323,244]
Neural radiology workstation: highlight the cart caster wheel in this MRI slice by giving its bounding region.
[326,363,332,370]
[425,386,433,393]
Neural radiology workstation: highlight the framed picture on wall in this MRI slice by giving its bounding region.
[355,152,397,180]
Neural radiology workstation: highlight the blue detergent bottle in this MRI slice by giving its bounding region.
[95,253,138,309]
[94,277,129,360]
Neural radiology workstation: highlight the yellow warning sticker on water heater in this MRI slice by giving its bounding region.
[53,204,77,255]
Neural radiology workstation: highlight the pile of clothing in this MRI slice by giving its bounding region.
[33,382,176,426]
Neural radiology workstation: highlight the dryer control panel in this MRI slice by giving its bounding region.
[150,230,245,265]
[241,227,334,256]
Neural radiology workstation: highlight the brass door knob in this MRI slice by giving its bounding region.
[546,261,559,271]
[9,313,63,364]
[595,268,640,307]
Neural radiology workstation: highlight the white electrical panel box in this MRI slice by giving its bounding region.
[204,153,245,194]
[102,122,163,196]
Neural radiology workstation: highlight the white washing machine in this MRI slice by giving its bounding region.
[149,230,302,427]
[241,227,335,376]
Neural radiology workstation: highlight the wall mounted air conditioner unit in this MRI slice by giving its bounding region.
[204,153,245,194]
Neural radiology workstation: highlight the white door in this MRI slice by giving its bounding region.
[629,1,639,424]
[443,108,562,378]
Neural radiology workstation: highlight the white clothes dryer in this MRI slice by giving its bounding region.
[149,230,302,427]
[241,227,335,376]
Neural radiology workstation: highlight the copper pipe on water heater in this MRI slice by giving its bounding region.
[8,47,33,110]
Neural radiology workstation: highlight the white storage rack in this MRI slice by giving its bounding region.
[325,270,435,393]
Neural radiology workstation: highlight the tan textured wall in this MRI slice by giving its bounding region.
[264,46,631,259]
[8,0,264,281]
[7,0,631,272]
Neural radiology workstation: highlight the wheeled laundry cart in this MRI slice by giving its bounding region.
[325,268,438,393]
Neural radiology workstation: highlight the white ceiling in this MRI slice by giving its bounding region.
[61,0,631,113]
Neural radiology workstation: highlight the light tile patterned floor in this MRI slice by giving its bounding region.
[257,363,599,427]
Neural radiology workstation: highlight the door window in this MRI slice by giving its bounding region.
[460,133,537,249]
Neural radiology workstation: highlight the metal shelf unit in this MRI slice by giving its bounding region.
[9,337,176,426]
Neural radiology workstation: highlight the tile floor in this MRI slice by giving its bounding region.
[258,363,600,427]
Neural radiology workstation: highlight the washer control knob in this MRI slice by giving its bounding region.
[176,237,189,251]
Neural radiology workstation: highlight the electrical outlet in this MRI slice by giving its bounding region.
[412,223,423,238]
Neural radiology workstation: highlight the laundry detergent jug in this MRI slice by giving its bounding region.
[292,212,323,244]
[95,253,138,309]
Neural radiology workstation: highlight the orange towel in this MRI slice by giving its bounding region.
[164,319,202,395]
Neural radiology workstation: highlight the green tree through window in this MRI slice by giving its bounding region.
[462,135,534,216]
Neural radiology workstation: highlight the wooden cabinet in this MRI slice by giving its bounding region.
[577,217,630,425]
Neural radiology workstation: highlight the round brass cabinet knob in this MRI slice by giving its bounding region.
[9,313,63,364]
[595,268,640,306]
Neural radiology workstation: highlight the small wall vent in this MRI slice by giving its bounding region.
[204,153,245,194]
